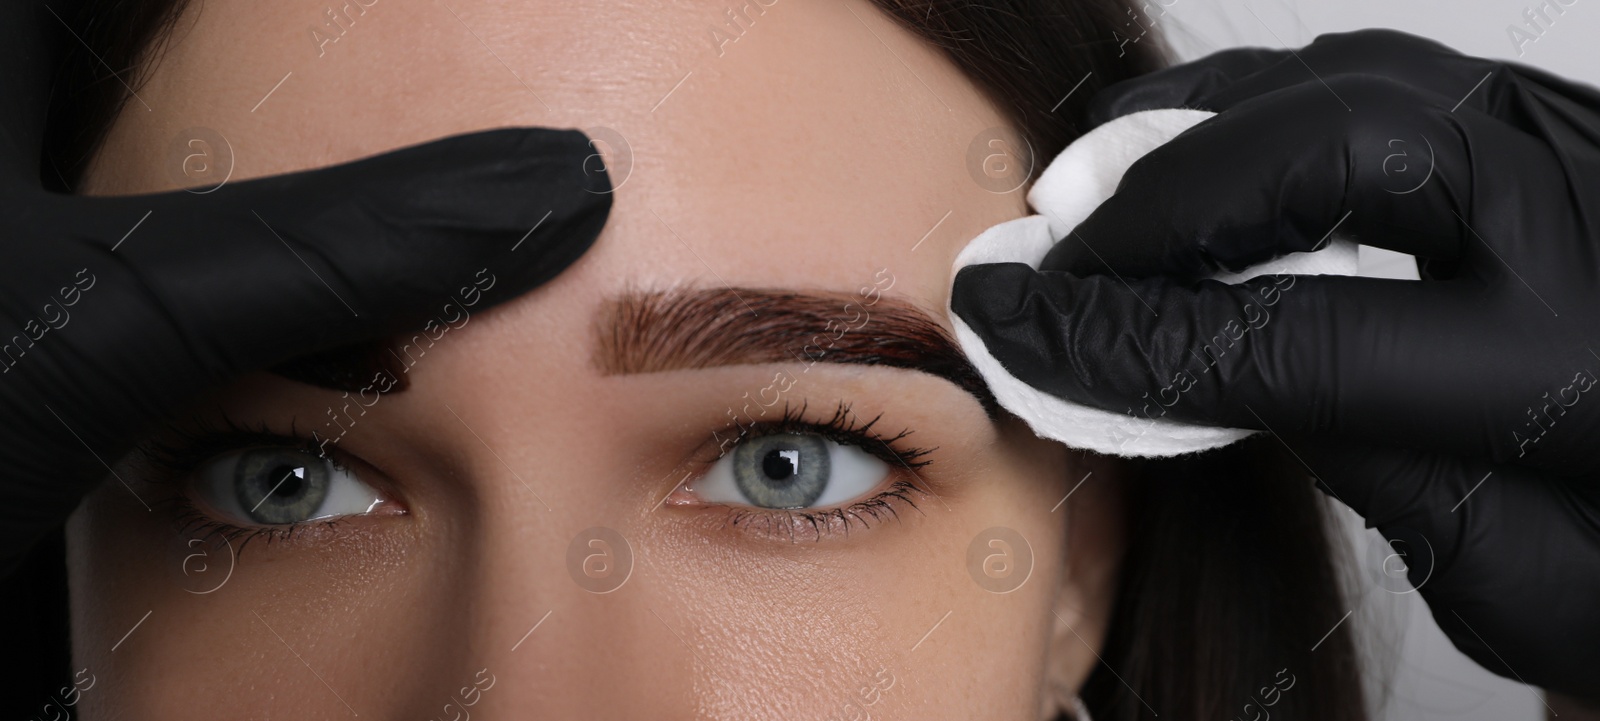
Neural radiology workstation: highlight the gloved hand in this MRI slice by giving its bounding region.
[0,4,611,575]
[952,29,1600,697]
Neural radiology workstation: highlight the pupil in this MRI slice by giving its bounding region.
[762,449,800,481]
[270,465,304,498]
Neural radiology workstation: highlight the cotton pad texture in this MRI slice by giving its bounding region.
[948,109,1359,457]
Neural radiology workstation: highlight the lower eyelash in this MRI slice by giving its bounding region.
[139,414,332,483]
[715,479,928,543]
[135,414,363,558]
[163,487,345,558]
[686,400,942,541]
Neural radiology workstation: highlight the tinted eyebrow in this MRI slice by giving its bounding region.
[594,287,998,415]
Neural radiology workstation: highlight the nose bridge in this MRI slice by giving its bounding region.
[419,408,698,718]
[444,516,699,718]
[391,298,706,716]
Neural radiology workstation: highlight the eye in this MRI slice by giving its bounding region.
[689,432,891,509]
[189,447,386,526]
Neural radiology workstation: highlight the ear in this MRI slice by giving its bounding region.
[1039,451,1129,720]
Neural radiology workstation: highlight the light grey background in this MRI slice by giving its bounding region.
[1149,2,1597,718]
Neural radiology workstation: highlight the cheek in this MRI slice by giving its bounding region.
[645,539,893,720]
[66,480,442,719]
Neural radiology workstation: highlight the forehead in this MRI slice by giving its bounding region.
[94,0,1027,305]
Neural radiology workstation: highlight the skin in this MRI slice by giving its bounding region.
[66,0,1128,718]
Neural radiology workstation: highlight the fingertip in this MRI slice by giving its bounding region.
[222,126,613,338]
[1046,187,1200,281]
[950,262,1044,323]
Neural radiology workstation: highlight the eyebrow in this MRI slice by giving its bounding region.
[594,287,998,415]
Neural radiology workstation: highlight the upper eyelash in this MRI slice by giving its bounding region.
[138,399,938,550]
[138,414,334,483]
[696,400,939,542]
[711,399,936,471]
[143,401,935,478]
[137,414,357,556]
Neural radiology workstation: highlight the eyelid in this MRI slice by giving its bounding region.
[138,414,405,499]
[139,416,330,484]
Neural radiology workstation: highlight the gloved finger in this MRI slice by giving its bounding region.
[1194,29,1488,113]
[1101,29,1489,120]
[10,126,609,507]
[1085,29,1472,128]
[49,126,610,372]
[1194,29,1600,128]
[948,263,1594,471]
[1043,75,1536,281]
[1293,437,1600,695]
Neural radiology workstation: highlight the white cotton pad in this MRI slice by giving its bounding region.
[948,109,1360,457]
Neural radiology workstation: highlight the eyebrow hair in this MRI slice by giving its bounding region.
[594,287,998,415]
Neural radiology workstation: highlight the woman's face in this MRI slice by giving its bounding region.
[68,1,1125,718]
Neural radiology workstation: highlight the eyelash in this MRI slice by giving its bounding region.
[698,400,938,541]
[139,416,353,556]
[137,401,939,554]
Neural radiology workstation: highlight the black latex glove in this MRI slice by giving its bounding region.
[0,4,611,576]
[952,29,1600,696]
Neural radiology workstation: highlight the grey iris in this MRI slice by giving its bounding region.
[235,449,331,525]
[731,433,831,509]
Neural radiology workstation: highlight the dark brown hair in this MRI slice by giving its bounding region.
[43,0,195,191]
[41,2,1367,720]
